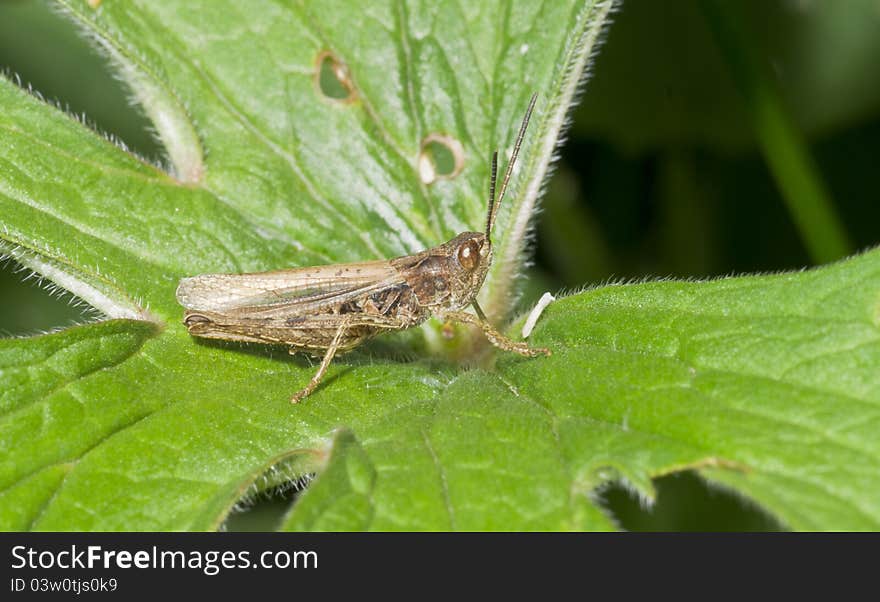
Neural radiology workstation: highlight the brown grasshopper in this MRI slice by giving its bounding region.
[176,93,550,403]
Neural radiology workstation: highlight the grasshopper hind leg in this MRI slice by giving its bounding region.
[290,318,351,404]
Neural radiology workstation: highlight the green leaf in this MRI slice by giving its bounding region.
[504,248,880,530]
[1,0,618,530]
[273,248,880,531]
[2,0,878,532]
[3,0,610,324]
[278,429,378,532]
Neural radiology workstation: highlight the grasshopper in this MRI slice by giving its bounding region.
[176,93,550,403]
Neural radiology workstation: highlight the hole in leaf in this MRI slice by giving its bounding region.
[315,51,356,103]
[601,471,785,531]
[418,134,464,184]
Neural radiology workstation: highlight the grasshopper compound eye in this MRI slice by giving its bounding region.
[457,239,481,271]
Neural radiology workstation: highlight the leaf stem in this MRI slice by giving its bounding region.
[700,0,852,264]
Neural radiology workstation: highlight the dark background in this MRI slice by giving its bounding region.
[2,0,878,531]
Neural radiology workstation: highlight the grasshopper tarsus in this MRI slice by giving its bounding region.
[509,343,552,358]
[470,299,550,357]
[441,309,551,359]
[178,93,546,405]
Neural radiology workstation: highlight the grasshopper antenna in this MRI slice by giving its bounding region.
[486,92,538,238]
[485,151,498,238]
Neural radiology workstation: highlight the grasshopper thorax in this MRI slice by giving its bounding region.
[392,231,492,311]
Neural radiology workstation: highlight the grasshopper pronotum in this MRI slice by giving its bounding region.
[176,93,550,403]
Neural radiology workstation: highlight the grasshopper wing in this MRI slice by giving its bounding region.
[176,260,402,316]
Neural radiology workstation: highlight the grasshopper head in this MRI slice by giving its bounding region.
[444,231,493,307]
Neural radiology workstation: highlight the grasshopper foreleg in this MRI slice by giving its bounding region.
[442,302,551,358]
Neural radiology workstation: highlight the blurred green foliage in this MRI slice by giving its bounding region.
[2,0,877,530]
